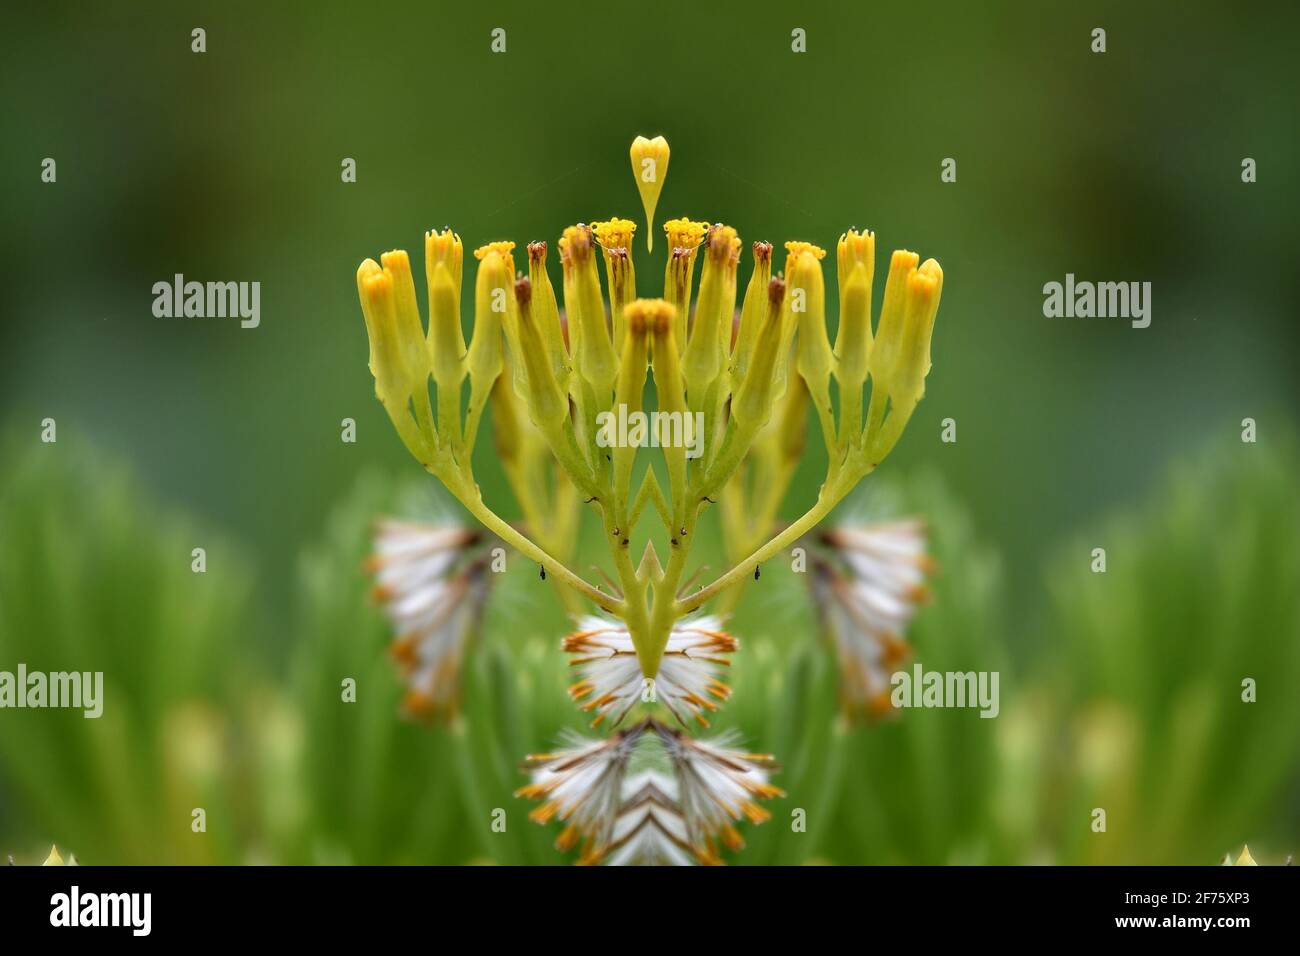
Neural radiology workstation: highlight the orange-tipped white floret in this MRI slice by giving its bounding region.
[515,724,647,864]
[563,616,736,728]
[367,518,491,720]
[654,722,784,865]
[810,518,932,719]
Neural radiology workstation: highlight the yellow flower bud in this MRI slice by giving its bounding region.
[557,228,582,359]
[776,374,810,464]
[515,276,568,432]
[464,248,513,454]
[649,303,688,514]
[490,363,524,467]
[869,249,920,396]
[683,225,740,407]
[612,299,662,507]
[378,249,431,390]
[732,241,773,383]
[425,228,464,311]
[835,229,875,357]
[787,244,834,425]
[835,230,876,448]
[629,135,670,252]
[357,256,436,462]
[891,259,943,404]
[836,228,875,313]
[527,241,569,382]
[563,224,618,400]
[357,258,410,405]
[731,277,786,434]
[863,251,942,464]
[428,260,467,393]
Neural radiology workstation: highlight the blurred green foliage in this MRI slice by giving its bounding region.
[1037,437,1300,865]
[2,428,1296,864]
[0,432,256,863]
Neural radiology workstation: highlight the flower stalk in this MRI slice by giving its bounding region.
[354,133,945,862]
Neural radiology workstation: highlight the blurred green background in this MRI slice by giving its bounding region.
[1,1,1297,864]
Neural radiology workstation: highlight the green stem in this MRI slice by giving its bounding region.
[677,464,865,616]
[440,471,622,614]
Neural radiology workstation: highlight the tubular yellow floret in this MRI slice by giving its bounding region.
[683,225,740,407]
[731,277,786,434]
[357,259,405,403]
[612,299,655,507]
[630,135,670,252]
[425,228,464,304]
[836,230,876,355]
[564,224,618,401]
[835,263,873,448]
[515,276,568,432]
[468,250,510,389]
[837,229,874,274]
[526,241,570,380]
[892,259,943,403]
[837,266,873,388]
[427,261,466,393]
[788,248,834,421]
[649,304,688,519]
[869,249,921,398]
[662,219,709,345]
[593,220,638,353]
[732,241,773,382]
[378,250,431,389]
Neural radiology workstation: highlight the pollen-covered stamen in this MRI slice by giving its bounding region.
[474,239,517,266]
[663,218,710,254]
[784,240,827,263]
[592,218,638,253]
[562,616,737,728]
